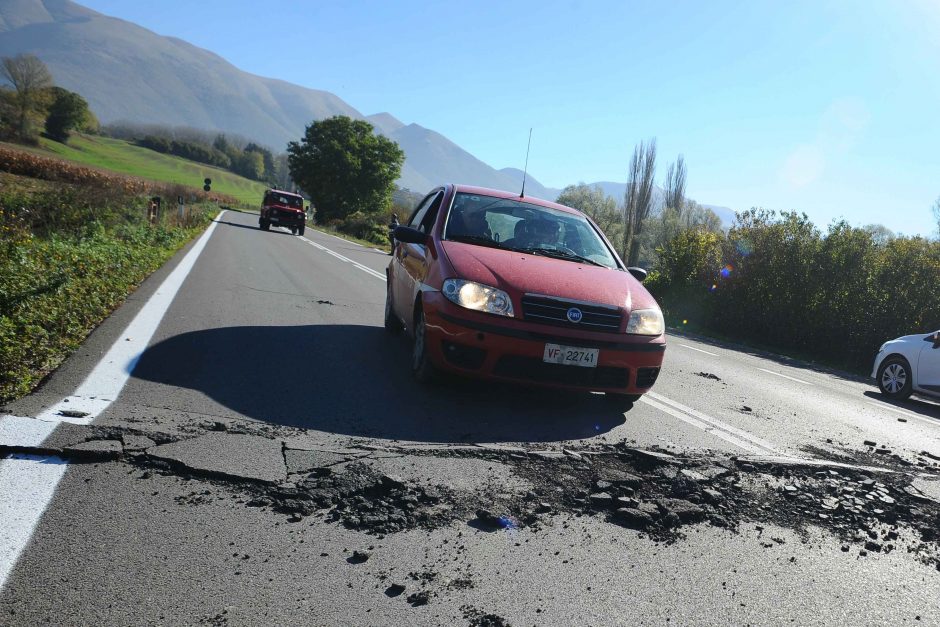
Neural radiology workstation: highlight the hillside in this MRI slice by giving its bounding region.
[0,1,561,200]
[5,135,269,205]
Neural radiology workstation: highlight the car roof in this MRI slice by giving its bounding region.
[267,189,302,197]
[450,184,582,217]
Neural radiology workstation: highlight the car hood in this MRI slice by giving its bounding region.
[441,241,658,311]
[886,333,935,346]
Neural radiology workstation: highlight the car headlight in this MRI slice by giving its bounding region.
[442,279,514,317]
[626,308,664,335]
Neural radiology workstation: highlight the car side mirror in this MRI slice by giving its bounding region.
[627,267,648,282]
[926,331,940,348]
[394,225,428,245]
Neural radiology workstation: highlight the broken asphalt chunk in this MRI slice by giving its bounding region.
[347,550,371,564]
[62,439,122,461]
[385,584,406,597]
[146,433,287,484]
[613,507,655,529]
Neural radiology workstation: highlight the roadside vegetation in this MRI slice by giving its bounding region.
[0,160,223,402]
[645,211,940,373]
[556,139,940,375]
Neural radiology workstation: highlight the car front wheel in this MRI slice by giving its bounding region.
[411,308,437,383]
[877,356,913,399]
[384,282,402,335]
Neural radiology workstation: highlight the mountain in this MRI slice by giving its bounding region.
[0,0,732,220]
[0,1,361,150]
[0,0,556,199]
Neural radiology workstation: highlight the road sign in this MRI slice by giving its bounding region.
[203,184,211,192]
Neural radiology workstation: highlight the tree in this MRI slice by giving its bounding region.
[663,155,687,212]
[556,183,622,250]
[863,224,895,246]
[622,138,657,266]
[44,87,91,143]
[0,54,53,141]
[287,116,404,222]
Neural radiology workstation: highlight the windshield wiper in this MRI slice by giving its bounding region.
[515,246,607,267]
[446,235,507,250]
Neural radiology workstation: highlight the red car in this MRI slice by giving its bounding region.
[259,189,306,235]
[385,184,665,406]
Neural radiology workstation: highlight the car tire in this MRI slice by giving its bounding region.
[877,356,913,400]
[604,392,641,409]
[411,308,437,383]
[384,282,402,335]
[298,224,305,236]
[260,219,269,231]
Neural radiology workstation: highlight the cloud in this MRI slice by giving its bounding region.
[779,98,869,189]
[780,144,826,188]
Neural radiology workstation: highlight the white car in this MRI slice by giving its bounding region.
[872,330,940,400]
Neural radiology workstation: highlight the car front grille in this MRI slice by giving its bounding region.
[493,355,629,389]
[520,295,622,333]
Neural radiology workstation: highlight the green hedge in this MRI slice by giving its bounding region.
[647,209,940,372]
[0,185,212,402]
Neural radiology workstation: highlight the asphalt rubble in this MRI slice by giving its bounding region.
[5,418,940,572]
[3,416,940,626]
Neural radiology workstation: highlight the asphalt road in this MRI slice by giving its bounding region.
[2,209,939,626]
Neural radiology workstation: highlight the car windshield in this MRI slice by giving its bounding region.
[443,192,619,268]
[267,193,303,208]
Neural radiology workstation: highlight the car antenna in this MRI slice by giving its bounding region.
[520,128,532,198]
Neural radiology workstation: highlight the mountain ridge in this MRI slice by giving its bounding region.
[0,0,733,223]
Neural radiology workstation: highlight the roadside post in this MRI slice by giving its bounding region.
[148,196,161,225]
[177,195,184,220]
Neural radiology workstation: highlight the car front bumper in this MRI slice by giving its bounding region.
[267,210,305,226]
[421,293,665,394]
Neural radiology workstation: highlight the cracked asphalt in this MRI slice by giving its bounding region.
[2,210,940,626]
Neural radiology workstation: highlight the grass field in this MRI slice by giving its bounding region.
[4,135,269,206]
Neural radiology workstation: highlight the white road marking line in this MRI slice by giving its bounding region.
[864,400,939,428]
[0,211,225,592]
[678,343,719,357]
[643,391,781,455]
[640,396,770,454]
[0,453,68,588]
[301,237,387,282]
[32,212,227,424]
[755,367,814,386]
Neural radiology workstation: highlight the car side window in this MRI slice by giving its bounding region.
[407,192,436,229]
[417,192,444,234]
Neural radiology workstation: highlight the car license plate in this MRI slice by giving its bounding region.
[543,344,599,368]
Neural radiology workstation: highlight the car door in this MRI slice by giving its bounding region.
[916,330,940,394]
[400,191,444,327]
[392,190,442,326]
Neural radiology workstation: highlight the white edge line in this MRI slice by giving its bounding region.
[756,367,814,386]
[678,343,719,357]
[0,210,225,592]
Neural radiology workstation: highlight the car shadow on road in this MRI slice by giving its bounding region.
[217,220,294,235]
[861,391,940,422]
[131,324,629,443]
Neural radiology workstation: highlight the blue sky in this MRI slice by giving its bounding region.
[80,0,939,236]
